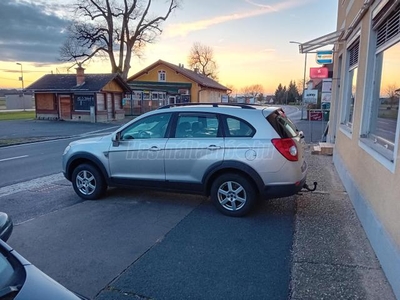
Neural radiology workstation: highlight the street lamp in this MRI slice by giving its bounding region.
[16,62,24,91]
[290,41,307,119]
[16,62,25,111]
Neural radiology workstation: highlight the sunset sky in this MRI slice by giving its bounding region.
[0,0,338,94]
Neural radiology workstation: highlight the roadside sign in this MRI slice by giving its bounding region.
[322,92,332,102]
[309,111,323,121]
[310,67,328,79]
[303,89,318,104]
[322,78,332,92]
[316,50,333,64]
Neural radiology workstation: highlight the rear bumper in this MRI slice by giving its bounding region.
[261,175,306,199]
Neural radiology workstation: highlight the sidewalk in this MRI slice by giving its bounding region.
[289,149,395,299]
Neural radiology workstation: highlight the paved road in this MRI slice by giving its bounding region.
[0,119,125,140]
[4,175,295,299]
[1,112,298,299]
[0,128,117,187]
[0,139,71,187]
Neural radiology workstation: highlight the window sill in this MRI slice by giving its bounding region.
[359,138,395,173]
[339,124,352,138]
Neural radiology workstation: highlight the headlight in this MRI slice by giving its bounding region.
[63,145,71,155]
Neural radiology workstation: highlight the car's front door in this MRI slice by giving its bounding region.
[108,112,171,181]
[165,112,224,185]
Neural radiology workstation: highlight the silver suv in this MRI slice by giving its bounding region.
[62,104,307,217]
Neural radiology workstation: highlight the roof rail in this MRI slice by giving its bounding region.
[158,102,259,110]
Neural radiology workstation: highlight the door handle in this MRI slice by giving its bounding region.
[207,145,222,150]
[149,146,161,151]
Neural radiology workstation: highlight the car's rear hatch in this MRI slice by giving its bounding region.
[264,108,307,176]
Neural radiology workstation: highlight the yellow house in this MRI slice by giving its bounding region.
[126,60,230,114]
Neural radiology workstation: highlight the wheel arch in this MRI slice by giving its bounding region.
[203,161,264,196]
[65,153,109,183]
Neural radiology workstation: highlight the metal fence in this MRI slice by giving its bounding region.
[296,108,330,143]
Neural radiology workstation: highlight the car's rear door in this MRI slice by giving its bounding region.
[164,112,224,186]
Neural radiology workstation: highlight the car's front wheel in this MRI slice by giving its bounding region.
[71,164,107,200]
[211,173,256,217]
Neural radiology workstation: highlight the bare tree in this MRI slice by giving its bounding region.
[296,79,306,94]
[385,83,399,108]
[241,84,264,97]
[188,42,218,80]
[60,0,179,80]
[225,84,236,95]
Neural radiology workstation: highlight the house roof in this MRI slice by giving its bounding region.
[26,73,131,92]
[128,60,229,91]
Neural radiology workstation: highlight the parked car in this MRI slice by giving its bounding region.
[62,103,308,217]
[0,212,88,300]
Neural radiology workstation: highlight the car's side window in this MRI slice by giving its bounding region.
[225,117,255,137]
[174,113,219,138]
[120,113,171,140]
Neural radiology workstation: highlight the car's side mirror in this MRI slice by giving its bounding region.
[112,131,122,147]
[0,212,13,242]
[298,131,305,139]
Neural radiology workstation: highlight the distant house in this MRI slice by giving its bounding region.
[265,95,275,104]
[126,60,230,114]
[27,66,131,122]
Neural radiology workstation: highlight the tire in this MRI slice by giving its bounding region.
[210,173,257,217]
[71,163,107,200]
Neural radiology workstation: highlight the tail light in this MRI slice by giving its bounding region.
[271,138,298,161]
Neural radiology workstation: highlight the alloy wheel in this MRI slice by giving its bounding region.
[217,180,247,211]
[76,170,97,196]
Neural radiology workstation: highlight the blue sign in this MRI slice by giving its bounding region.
[316,50,333,64]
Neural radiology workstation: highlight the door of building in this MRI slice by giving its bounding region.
[107,93,113,121]
[59,96,71,120]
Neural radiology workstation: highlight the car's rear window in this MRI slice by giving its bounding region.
[266,109,298,138]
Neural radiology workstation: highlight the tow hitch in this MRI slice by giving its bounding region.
[302,181,317,192]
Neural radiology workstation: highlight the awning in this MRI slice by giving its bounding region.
[297,30,345,53]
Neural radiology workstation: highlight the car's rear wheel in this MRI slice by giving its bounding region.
[71,164,106,200]
[211,173,256,217]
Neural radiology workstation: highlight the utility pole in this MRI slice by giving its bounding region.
[289,41,307,119]
[16,62,25,111]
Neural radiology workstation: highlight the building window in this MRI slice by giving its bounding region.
[361,5,400,162]
[158,70,166,82]
[367,42,400,159]
[341,40,359,129]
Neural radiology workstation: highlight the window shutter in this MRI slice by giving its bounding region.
[349,41,359,68]
[376,6,400,49]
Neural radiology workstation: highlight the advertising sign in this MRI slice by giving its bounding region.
[321,92,332,102]
[310,67,329,79]
[74,94,94,111]
[303,89,318,104]
[322,79,332,92]
[316,50,333,64]
[309,111,323,121]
